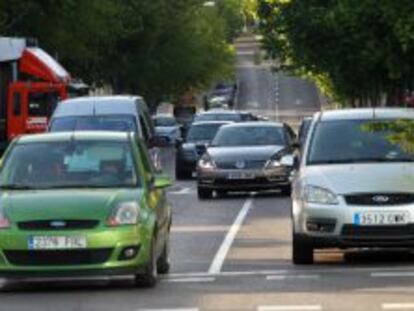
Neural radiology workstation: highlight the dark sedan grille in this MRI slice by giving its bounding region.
[4,249,113,266]
[345,193,414,206]
[216,160,267,170]
[18,220,99,230]
[341,224,414,238]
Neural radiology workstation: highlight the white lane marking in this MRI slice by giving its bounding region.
[163,277,215,283]
[266,274,320,281]
[372,272,414,278]
[168,187,193,195]
[383,303,414,310]
[166,269,288,279]
[138,309,199,311]
[258,305,322,311]
[208,197,254,274]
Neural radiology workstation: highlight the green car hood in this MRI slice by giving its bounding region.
[2,189,144,222]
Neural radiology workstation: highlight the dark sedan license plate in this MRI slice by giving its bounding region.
[227,172,255,180]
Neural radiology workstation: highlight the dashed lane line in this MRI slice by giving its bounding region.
[162,277,215,283]
[372,272,414,278]
[208,197,254,274]
[382,303,414,310]
[266,274,320,281]
[258,305,322,311]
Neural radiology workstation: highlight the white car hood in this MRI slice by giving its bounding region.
[303,163,414,194]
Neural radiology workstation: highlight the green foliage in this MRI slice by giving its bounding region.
[258,0,414,106]
[0,0,239,107]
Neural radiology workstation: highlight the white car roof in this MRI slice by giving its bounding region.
[53,96,144,118]
[319,108,414,121]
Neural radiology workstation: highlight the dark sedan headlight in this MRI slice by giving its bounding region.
[265,159,283,169]
[198,154,216,171]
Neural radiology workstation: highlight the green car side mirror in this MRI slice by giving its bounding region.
[154,175,173,189]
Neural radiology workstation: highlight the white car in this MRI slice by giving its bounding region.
[292,108,414,264]
[153,114,181,145]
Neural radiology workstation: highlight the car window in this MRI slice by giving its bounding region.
[194,113,242,122]
[0,140,139,189]
[153,117,177,127]
[212,126,286,147]
[136,140,155,183]
[50,116,138,132]
[307,119,414,165]
[186,123,224,142]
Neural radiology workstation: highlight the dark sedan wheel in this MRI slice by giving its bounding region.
[175,164,192,180]
[280,185,292,196]
[292,233,314,265]
[135,239,158,288]
[198,187,213,199]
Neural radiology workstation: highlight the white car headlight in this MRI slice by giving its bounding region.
[304,185,339,205]
[107,202,140,226]
[198,154,216,170]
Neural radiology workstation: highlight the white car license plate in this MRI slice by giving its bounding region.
[227,172,255,180]
[353,211,410,226]
[28,236,87,250]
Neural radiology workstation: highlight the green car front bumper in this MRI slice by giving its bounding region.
[0,225,152,278]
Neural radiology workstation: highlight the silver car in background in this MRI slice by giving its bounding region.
[197,122,296,199]
[292,108,414,265]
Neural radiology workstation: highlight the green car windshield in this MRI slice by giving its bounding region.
[0,141,140,189]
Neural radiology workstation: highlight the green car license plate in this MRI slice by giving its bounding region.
[28,236,87,250]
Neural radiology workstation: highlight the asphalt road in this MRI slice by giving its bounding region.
[2,37,414,311]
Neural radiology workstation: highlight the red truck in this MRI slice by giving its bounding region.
[0,37,73,150]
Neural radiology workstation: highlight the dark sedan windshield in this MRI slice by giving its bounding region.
[308,119,414,164]
[212,126,286,147]
[186,123,225,142]
[0,141,139,189]
[50,115,138,132]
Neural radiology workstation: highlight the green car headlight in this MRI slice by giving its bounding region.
[107,202,140,226]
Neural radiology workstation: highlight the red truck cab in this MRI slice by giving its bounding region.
[0,37,71,150]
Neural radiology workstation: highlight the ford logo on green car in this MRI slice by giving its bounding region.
[0,131,173,288]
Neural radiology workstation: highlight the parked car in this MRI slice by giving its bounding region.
[207,81,237,108]
[175,121,232,179]
[292,108,414,265]
[48,96,164,171]
[193,110,257,123]
[0,131,172,287]
[196,122,296,199]
[152,114,181,146]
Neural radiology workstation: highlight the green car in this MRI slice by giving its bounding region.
[0,131,172,287]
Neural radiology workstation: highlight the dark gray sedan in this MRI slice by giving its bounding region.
[196,122,296,199]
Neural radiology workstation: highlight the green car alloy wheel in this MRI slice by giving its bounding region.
[0,132,172,288]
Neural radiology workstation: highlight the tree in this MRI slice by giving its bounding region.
[0,0,237,107]
[258,0,414,107]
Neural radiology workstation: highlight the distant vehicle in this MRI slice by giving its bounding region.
[174,89,198,137]
[292,108,414,265]
[193,110,257,123]
[207,81,237,108]
[0,37,74,151]
[298,116,313,148]
[0,131,172,287]
[196,122,296,199]
[49,96,165,170]
[175,121,232,179]
[207,97,229,110]
[152,114,181,146]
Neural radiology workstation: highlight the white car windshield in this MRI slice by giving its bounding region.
[308,119,414,164]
